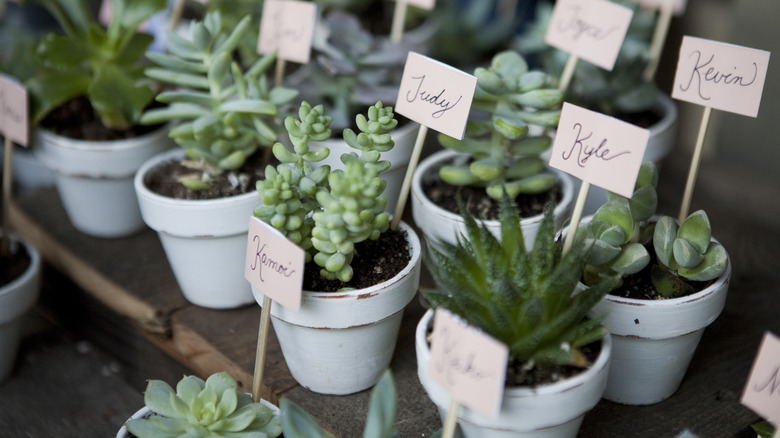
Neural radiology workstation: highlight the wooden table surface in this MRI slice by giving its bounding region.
[8,147,780,438]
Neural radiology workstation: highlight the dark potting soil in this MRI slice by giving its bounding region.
[505,340,601,387]
[422,174,562,222]
[302,227,411,292]
[40,96,161,141]
[0,243,31,288]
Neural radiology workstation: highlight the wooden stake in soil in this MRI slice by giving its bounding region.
[642,0,676,82]
[391,125,427,231]
[678,106,712,223]
[441,399,460,438]
[558,54,579,94]
[252,295,273,403]
[390,1,408,43]
[168,0,186,30]
[1,137,12,257]
[562,181,591,256]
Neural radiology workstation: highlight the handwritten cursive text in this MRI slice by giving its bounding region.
[679,50,758,101]
[561,122,631,168]
[405,74,462,118]
[250,236,296,282]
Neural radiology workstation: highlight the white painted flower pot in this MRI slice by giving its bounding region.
[252,222,421,395]
[411,149,575,251]
[589,251,731,405]
[0,145,55,194]
[32,126,174,238]
[415,309,611,438]
[135,148,256,309]
[0,236,42,383]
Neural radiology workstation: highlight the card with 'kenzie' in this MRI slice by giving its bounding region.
[549,102,649,198]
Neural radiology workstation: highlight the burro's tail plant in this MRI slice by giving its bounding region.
[422,193,619,371]
[436,50,563,200]
[140,11,298,190]
[254,101,396,282]
[125,371,282,438]
[578,161,658,286]
[651,210,728,298]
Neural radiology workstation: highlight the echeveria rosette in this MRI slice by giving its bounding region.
[436,50,563,200]
[125,372,282,438]
[651,211,728,298]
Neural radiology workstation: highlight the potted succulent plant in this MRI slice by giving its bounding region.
[283,5,436,213]
[251,100,422,395]
[0,235,41,384]
[417,193,618,437]
[133,11,299,309]
[411,49,575,251]
[513,0,678,213]
[572,162,731,405]
[23,0,173,238]
[117,371,282,438]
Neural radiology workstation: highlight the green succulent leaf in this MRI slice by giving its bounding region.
[593,198,634,244]
[677,210,712,254]
[653,216,678,268]
[678,242,728,281]
[608,242,650,275]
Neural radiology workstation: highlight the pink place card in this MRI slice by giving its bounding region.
[428,308,508,419]
[0,74,29,147]
[544,0,633,71]
[395,0,435,10]
[628,0,687,15]
[672,36,770,118]
[257,0,316,64]
[741,332,780,425]
[395,52,477,140]
[549,102,649,198]
[245,217,305,311]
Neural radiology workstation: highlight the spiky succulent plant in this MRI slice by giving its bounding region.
[125,372,282,438]
[651,211,728,298]
[436,50,563,200]
[254,101,396,282]
[139,11,298,189]
[422,193,618,368]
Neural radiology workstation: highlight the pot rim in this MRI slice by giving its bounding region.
[34,123,172,152]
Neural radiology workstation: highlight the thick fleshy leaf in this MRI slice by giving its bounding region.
[89,63,155,129]
[678,242,728,281]
[609,243,650,275]
[144,380,182,418]
[677,210,712,254]
[280,398,333,438]
[653,216,678,267]
[593,198,633,244]
[26,71,91,124]
[673,238,704,269]
[362,370,397,438]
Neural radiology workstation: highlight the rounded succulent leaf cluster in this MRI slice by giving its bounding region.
[437,50,563,200]
[125,372,282,438]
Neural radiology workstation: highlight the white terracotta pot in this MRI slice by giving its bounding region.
[135,148,256,309]
[116,398,279,438]
[252,222,421,395]
[31,126,175,238]
[411,149,575,251]
[416,309,611,438]
[0,235,42,383]
[588,249,731,405]
[0,146,55,194]
[308,121,418,214]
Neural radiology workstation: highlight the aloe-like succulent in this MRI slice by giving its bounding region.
[436,49,563,200]
[140,11,299,189]
[254,101,396,282]
[578,161,658,285]
[125,372,282,438]
[422,192,618,369]
[280,369,399,438]
[651,211,729,298]
[24,0,166,130]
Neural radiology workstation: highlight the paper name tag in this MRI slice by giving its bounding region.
[549,102,649,198]
[544,0,633,71]
[0,74,29,147]
[672,36,770,118]
[258,0,316,64]
[629,0,687,15]
[741,332,780,425]
[429,308,508,419]
[245,217,305,311]
[395,0,435,10]
[395,52,476,140]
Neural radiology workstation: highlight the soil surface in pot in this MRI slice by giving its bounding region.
[506,340,601,387]
[0,244,31,288]
[40,96,161,141]
[303,227,411,292]
[422,174,562,221]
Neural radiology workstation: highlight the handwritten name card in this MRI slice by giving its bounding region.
[245,217,305,311]
[0,74,28,147]
[549,102,649,198]
[395,52,476,140]
[673,36,770,118]
[258,0,316,64]
[544,0,633,70]
[741,332,780,425]
[429,308,508,418]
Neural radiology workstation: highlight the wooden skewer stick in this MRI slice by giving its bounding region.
[252,295,273,403]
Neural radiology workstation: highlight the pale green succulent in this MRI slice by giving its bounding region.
[140,11,299,190]
[436,50,563,200]
[125,372,282,438]
[651,211,729,298]
[422,192,618,368]
[578,161,658,286]
[254,101,396,282]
